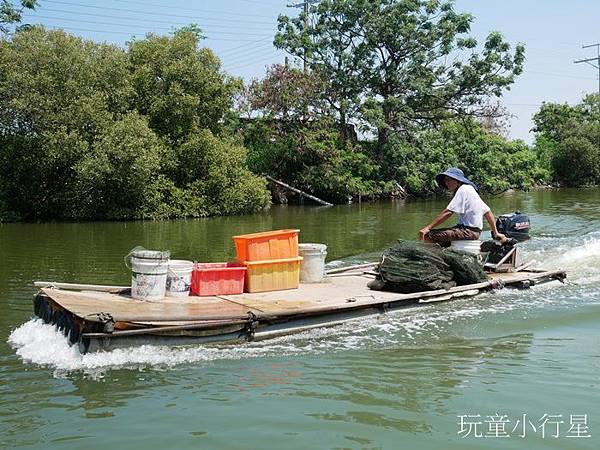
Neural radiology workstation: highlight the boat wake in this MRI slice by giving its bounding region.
[525,231,600,284]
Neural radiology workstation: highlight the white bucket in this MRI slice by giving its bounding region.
[127,248,170,301]
[299,243,327,283]
[166,260,194,297]
[450,240,481,255]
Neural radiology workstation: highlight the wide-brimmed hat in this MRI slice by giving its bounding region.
[435,168,478,190]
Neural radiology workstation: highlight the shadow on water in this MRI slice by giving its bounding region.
[282,333,535,434]
[0,366,176,446]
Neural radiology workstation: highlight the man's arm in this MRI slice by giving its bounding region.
[418,209,453,240]
[484,210,508,242]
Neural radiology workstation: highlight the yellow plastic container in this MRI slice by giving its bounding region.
[242,256,303,293]
[233,229,300,262]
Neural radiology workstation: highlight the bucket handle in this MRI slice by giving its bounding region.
[124,246,170,269]
[124,246,146,270]
[168,267,191,290]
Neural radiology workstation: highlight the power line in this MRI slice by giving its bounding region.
[237,0,285,5]
[29,7,275,29]
[220,40,275,58]
[43,25,272,42]
[226,56,280,72]
[106,0,276,19]
[504,103,544,108]
[574,43,600,94]
[42,0,276,25]
[29,15,274,37]
[224,47,281,68]
[526,69,596,80]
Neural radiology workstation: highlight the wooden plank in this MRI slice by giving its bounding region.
[487,270,564,282]
[221,276,400,315]
[514,261,534,272]
[484,247,517,272]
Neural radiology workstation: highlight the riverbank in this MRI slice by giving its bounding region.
[1,182,576,225]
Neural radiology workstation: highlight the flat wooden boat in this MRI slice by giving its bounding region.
[32,267,566,353]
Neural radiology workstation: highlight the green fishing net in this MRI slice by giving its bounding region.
[370,240,487,294]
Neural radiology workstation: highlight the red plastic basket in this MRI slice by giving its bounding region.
[191,262,246,296]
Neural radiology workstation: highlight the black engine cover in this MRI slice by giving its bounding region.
[496,211,530,241]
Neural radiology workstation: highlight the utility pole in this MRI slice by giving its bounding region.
[286,0,319,72]
[575,43,600,94]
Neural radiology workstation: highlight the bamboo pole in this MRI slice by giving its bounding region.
[325,262,378,274]
[82,320,249,338]
[265,175,333,206]
[34,281,128,292]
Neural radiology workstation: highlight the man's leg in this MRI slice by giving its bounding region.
[428,227,480,247]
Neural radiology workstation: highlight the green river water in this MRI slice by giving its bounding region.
[1,188,599,449]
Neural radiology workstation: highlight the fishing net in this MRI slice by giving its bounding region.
[369,240,487,294]
[374,241,456,293]
[442,248,488,285]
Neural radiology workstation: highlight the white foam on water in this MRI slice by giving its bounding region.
[8,318,390,376]
[9,318,81,367]
[8,311,475,376]
[558,235,600,266]
[521,232,600,283]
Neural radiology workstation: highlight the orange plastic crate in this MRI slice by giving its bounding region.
[191,262,246,296]
[233,229,300,262]
[242,256,303,293]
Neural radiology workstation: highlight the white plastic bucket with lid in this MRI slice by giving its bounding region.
[166,260,194,297]
[126,248,170,301]
[450,240,481,255]
[299,243,327,283]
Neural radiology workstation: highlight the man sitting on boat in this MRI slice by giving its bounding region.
[418,168,507,246]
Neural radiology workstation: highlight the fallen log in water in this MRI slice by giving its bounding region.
[265,175,333,207]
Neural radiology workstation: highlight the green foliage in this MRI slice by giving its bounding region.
[71,113,164,219]
[533,94,600,186]
[0,27,134,219]
[128,29,241,142]
[1,0,38,34]
[547,118,600,186]
[381,132,459,194]
[0,27,132,138]
[237,0,534,200]
[555,132,600,186]
[0,27,270,221]
[243,119,381,202]
[381,120,550,195]
[175,129,271,215]
[247,64,327,121]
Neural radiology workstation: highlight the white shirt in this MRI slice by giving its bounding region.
[446,184,490,230]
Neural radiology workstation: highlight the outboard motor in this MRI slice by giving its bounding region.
[497,211,530,241]
[480,238,519,270]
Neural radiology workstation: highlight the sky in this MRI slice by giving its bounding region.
[19,0,600,143]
